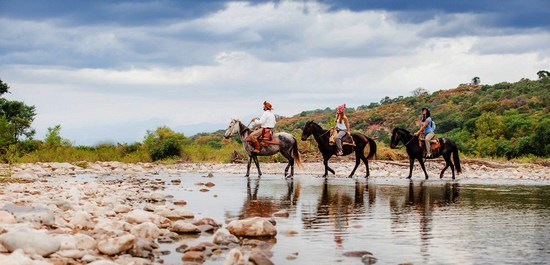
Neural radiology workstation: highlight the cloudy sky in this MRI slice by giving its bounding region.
[1,0,549,145]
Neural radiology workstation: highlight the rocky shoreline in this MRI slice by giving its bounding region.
[0,160,548,265]
[4,159,549,181]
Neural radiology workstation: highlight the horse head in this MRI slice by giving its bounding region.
[390,128,412,148]
[301,120,315,141]
[224,119,240,139]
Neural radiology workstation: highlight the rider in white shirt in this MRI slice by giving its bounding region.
[246,101,276,153]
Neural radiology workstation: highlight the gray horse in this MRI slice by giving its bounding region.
[224,119,302,178]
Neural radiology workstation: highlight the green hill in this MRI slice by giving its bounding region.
[276,77,549,159]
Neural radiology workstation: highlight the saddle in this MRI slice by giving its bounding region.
[257,128,279,147]
[419,134,442,156]
[329,129,355,146]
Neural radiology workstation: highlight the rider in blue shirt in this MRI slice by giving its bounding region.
[415,107,435,158]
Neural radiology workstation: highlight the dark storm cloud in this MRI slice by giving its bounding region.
[320,0,550,29]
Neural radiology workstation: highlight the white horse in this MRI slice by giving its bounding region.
[224,119,302,178]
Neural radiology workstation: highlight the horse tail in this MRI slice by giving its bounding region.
[292,138,303,169]
[356,134,377,160]
[453,146,462,175]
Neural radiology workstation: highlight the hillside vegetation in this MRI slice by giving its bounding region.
[277,78,549,159]
[2,77,549,163]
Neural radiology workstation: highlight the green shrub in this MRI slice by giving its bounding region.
[143,126,186,161]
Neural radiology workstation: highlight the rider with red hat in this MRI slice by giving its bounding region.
[246,101,276,153]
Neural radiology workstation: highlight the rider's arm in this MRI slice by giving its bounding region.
[416,120,429,135]
[344,116,350,131]
[255,111,268,126]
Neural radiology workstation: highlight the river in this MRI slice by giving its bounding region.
[138,173,550,265]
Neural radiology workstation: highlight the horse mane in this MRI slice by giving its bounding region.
[307,121,327,132]
[394,127,412,135]
[237,120,251,135]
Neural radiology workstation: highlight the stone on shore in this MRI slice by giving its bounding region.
[0,228,61,256]
[227,217,277,237]
[170,220,201,233]
[97,234,136,255]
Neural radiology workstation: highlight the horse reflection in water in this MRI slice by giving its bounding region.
[389,181,460,260]
[302,180,373,249]
[238,178,301,219]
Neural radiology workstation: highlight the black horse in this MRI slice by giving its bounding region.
[301,121,377,178]
[390,128,462,180]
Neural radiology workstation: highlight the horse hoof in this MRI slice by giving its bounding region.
[406,176,411,179]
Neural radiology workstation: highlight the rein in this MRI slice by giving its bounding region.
[394,131,415,147]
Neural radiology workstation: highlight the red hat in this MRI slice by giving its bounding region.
[263,101,273,110]
[336,104,346,114]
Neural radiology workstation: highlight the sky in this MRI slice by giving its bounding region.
[1,0,549,145]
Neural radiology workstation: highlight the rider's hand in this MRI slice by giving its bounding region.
[251,118,257,123]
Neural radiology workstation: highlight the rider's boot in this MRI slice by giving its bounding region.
[251,141,261,154]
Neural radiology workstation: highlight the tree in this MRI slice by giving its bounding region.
[0,79,36,141]
[143,126,187,161]
[0,79,9,95]
[536,70,549,79]
[44,125,72,148]
[411,87,429,97]
[471,76,481,85]
[475,112,505,138]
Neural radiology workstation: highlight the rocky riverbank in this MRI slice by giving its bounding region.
[3,159,550,181]
[0,160,548,264]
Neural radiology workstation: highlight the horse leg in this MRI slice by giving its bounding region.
[419,158,430,179]
[360,152,370,178]
[407,157,414,179]
[322,155,335,178]
[348,153,361,178]
[245,156,252,178]
[445,153,456,180]
[440,154,453,179]
[282,151,294,179]
[252,155,262,177]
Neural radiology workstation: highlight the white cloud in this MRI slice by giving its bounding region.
[1,1,548,145]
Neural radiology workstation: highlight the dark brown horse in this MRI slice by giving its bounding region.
[301,121,377,178]
[390,128,462,180]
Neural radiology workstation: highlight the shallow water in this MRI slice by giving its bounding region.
[129,174,550,264]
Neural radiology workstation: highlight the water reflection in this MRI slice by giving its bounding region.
[162,174,549,264]
[238,178,302,219]
[389,181,460,262]
[300,180,370,252]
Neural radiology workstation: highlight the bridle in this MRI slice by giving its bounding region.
[393,130,414,147]
[303,123,330,141]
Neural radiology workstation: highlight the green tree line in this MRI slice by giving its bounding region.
[0,76,548,163]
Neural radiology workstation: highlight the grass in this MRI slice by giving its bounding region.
[6,140,546,165]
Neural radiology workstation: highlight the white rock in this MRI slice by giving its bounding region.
[74,233,97,250]
[223,248,246,265]
[69,211,94,229]
[169,221,200,233]
[10,170,38,180]
[125,210,156,224]
[130,222,161,240]
[0,228,61,256]
[97,234,136,256]
[113,205,132,214]
[155,208,194,219]
[0,249,51,265]
[227,217,277,237]
[0,211,16,224]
